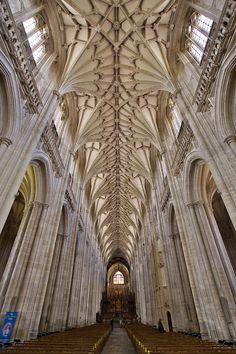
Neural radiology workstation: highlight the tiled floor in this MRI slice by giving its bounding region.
[102,327,137,354]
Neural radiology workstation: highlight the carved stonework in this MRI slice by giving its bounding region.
[172,122,194,176]
[194,0,236,112]
[160,177,171,211]
[41,123,64,177]
[0,137,12,146]
[0,0,41,113]
[65,185,76,212]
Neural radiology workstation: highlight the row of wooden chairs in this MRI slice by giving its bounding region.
[126,324,235,354]
[5,324,111,354]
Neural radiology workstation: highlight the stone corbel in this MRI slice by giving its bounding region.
[186,200,204,209]
[224,135,236,145]
[169,233,179,239]
[0,137,12,147]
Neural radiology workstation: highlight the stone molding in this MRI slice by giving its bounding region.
[65,185,76,212]
[0,0,41,113]
[0,137,12,146]
[224,135,236,145]
[160,178,171,211]
[41,123,64,177]
[172,122,194,176]
[194,0,236,112]
[186,200,204,208]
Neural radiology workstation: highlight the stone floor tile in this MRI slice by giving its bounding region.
[101,327,137,354]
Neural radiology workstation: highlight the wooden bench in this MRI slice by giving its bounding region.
[5,324,111,354]
[126,323,234,354]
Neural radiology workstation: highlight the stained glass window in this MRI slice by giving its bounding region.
[113,271,125,284]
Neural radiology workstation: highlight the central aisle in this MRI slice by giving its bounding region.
[102,327,137,354]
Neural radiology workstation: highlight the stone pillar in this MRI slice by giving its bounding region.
[67,229,86,328]
[78,235,91,326]
[186,201,234,340]
[168,233,190,331]
[0,201,46,313]
[39,232,64,332]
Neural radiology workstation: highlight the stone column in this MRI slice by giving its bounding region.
[0,201,46,314]
[39,232,64,332]
[169,233,189,331]
[174,232,199,332]
[78,234,91,326]
[87,249,97,324]
[186,201,233,340]
[67,229,86,328]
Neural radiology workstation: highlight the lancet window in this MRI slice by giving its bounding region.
[23,15,48,64]
[186,12,213,64]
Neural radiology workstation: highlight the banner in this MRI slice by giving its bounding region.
[0,312,18,343]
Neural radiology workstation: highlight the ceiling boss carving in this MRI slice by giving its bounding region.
[57,0,177,263]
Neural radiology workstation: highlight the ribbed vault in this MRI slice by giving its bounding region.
[56,0,177,264]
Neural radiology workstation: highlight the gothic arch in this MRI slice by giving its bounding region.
[168,204,178,236]
[182,150,205,205]
[184,155,236,289]
[30,150,54,205]
[0,49,21,141]
[107,263,129,285]
[58,203,70,237]
[214,40,236,141]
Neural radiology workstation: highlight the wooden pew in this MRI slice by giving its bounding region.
[126,323,234,354]
[5,324,111,354]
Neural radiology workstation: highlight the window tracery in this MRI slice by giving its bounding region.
[186,12,213,64]
[23,15,48,64]
[113,271,125,285]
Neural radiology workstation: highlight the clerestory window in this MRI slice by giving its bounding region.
[23,15,48,64]
[113,271,124,285]
[185,12,213,64]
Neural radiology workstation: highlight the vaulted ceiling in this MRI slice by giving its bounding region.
[56,0,177,264]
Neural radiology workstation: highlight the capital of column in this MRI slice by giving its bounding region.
[53,90,61,99]
[0,137,12,147]
[169,233,179,239]
[186,200,204,208]
[58,233,69,238]
[24,201,34,213]
[224,135,236,145]
[33,201,49,209]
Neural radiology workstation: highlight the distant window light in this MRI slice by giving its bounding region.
[113,271,124,285]
[23,16,48,64]
[23,17,37,34]
[186,13,213,64]
[33,45,46,62]
[172,108,182,136]
[197,15,213,34]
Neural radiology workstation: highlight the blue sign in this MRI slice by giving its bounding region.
[0,312,18,343]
